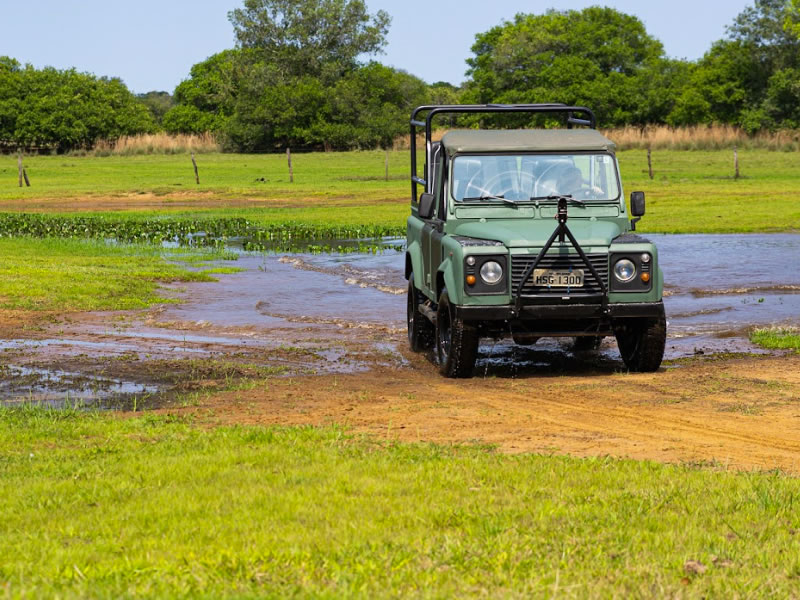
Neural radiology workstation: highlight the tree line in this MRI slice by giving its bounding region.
[2,0,800,153]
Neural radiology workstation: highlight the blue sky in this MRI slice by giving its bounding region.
[1,0,752,93]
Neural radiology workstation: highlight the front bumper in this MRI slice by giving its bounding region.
[454,301,664,322]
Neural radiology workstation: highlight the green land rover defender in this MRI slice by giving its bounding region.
[405,104,666,377]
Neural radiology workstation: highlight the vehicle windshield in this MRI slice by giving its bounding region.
[451,153,620,203]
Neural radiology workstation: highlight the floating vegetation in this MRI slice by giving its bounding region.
[0,214,405,254]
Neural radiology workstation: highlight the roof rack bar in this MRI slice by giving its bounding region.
[410,103,597,203]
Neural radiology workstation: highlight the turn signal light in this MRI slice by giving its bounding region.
[640,272,650,283]
[466,275,477,286]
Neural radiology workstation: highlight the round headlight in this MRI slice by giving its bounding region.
[641,253,651,264]
[480,261,503,285]
[466,256,476,266]
[613,259,636,282]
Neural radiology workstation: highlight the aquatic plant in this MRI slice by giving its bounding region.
[0,213,405,253]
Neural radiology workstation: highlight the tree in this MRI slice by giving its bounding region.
[668,41,759,127]
[227,0,390,79]
[785,0,800,37]
[136,91,174,125]
[677,0,800,130]
[163,50,239,134]
[167,0,416,151]
[463,8,672,127]
[729,0,797,51]
[220,62,428,152]
[0,59,155,151]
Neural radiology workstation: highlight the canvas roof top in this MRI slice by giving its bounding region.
[440,129,616,155]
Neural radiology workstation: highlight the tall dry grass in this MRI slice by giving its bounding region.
[81,125,800,155]
[603,125,800,151]
[392,130,447,150]
[393,124,800,152]
[90,132,220,156]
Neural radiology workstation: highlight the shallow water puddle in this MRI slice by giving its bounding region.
[0,364,159,409]
[1,233,797,405]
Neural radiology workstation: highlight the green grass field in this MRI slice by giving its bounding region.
[1,406,798,598]
[2,149,799,234]
[0,238,231,311]
[2,149,799,599]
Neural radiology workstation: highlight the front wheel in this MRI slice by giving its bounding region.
[436,289,479,378]
[614,304,667,372]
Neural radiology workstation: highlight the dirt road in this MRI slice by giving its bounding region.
[194,349,800,474]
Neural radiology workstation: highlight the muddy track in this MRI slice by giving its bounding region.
[190,349,800,474]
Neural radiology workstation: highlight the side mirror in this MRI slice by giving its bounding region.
[419,193,435,219]
[630,191,645,217]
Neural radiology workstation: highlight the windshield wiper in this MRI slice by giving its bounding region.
[529,194,586,206]
[461,194,519,206]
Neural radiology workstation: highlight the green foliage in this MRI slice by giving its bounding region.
[2,411,800,597]
[228,0,390,78]
[162,104,221,135]
[668,41,757,127]
[223,61,428,151]
[461,2,800,132]
[0,57,156,151]
[136,91,174,124]
[463,7,674,127]
[786,0,800,36]
[0,213,404,252]
[675,0,800,131]
[166,2,428,151]
[163,50,238,135]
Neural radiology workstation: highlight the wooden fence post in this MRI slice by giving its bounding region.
[287,147,293,183]
[23,167,30,187]
[18,153,23,187]
[734,147,739,180]
[647,148,653,180]
[191,152,200,185]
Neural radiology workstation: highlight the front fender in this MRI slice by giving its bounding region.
[437,256,460,303]
[405,241,423,283]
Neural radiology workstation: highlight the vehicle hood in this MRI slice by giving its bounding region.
[452,219,623,248]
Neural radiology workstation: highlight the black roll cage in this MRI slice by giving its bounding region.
[409,103,597,202]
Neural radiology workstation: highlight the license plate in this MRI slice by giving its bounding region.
[533,269,584,287]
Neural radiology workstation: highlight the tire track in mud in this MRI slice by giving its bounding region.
[196,353,800,473]
[418,365,800,468]
[471,388,800,456]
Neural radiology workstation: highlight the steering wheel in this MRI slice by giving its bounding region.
[464,170,536,201]
[533,163,564,197]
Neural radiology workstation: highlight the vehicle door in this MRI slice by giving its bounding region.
[421,143,445,298]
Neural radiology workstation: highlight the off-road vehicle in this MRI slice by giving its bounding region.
[405,104,666,377]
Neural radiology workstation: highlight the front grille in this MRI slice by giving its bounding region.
[511,252,608,296]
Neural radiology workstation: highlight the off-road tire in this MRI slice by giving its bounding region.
[407,272,434,351]
[614,304,666,372]
[436,289,479,378]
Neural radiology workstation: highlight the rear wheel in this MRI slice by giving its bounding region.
[407,272,434,351]
[614,304,666,372]
[436,289,479,378]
